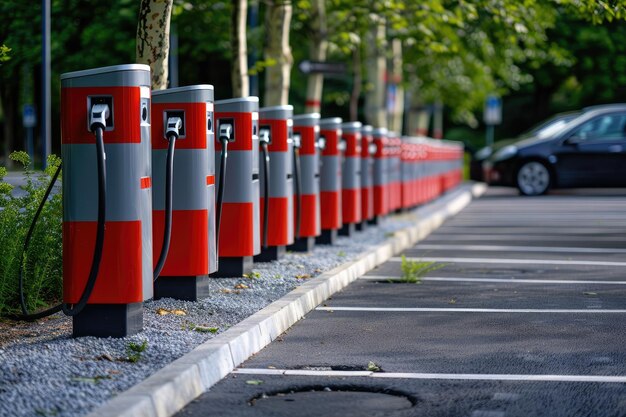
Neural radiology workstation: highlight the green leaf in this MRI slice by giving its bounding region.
[367,361,381,372]
[246,379,264,385]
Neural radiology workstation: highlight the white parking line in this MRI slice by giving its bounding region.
[358,276,626,285]
[233,368,626,383]
[413,244,626,254]
[393,256,626,267]
[315,307,626,313]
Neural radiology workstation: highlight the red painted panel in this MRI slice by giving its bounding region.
[342,188,361,224]
[153,210,209,276]
[320,191,341,230]
[260,197,292,246]
[320,128,341,156]
[294,125,317,155]
[294,194,319,237]
[62,87,141,144]
[218,202,256,256]
[260,119,289,152]
[152,102,208,149]
[64,221,143,304]
[373,185,388,216]
[215,112,253,151]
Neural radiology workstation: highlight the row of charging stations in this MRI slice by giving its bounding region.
[54,64,463,338]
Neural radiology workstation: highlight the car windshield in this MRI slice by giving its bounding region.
[525,112,580,138]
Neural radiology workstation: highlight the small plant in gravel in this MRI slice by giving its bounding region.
[0,152,63,316]
[126,340,148,363]
[395,255,442,284]
[337,251,346,257]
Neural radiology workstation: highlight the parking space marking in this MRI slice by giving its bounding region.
[395,257,626,267]
[315,307,626,313]
[233,368,626,383]
[358,276,626,285]
[413,244,626,254]
[425,235,626,242]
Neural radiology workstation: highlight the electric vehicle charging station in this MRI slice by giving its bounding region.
[255,105,295,262]
[213,97,261,277]
[388,132,402,213]
[61,64,152,337]
[339,122,362,236]
[400,137,413,210]
[151,85,216,300]
[288,113,322,252]
[317,117,343,245]
[370,127,389,224]
[357,124,375,231]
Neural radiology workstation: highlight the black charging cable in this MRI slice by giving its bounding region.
[153,117,182,281]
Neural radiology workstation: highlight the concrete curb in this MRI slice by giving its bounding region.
[88,182,487,417]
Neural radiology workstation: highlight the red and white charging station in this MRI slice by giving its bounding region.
[339,122,362,236]
[61,64,152,337]
[213,97,261,277]
[151,85,216,300]
[371,127,389,223]
[255,105,295,261]
[358,124,374,230]
[317,118,343,245]
[289,113,322,252]
[387,132,402,213]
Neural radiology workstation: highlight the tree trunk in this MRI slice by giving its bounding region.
[432,100,443,139]
[405,86,430,136]
[388,38,404,134]
[231,0,249,97]
[349,46,361,122]
[136,0,173,90]
[364,14,386,128]
[304,0,327,114]
[263,0,293,106]
[0,81,18,168]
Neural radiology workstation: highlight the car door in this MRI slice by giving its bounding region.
[553,112,626,187]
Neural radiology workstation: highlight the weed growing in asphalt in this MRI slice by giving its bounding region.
[394,255,442,284]
[0,152,62,316]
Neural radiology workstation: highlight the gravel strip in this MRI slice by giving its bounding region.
[0,210,421,417]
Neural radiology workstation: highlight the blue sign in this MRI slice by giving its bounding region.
[484,95,502,125]
[22,104,36,128]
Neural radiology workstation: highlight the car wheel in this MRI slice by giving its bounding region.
[516,161,550,196]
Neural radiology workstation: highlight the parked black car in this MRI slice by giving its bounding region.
[483,104,626,195]
[469,111,579,181]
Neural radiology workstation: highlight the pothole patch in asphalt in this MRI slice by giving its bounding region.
[249,385,414,416]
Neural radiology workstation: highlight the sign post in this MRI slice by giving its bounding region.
[298,60,346,75]
[484,95,502,147]
[22,104,37,161]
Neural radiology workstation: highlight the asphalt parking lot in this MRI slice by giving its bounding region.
[177,187,626,417]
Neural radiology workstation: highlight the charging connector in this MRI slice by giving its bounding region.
[90,104,110,132]
[259,128,271,145]
[219,123,233,142]
[166,117,183,140]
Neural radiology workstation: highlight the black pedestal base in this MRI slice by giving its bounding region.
[338,222,356,237]
[367,215,382,226]
[73,303,143,338]
[154,275,209,301]
[211,256,254,277]
[316,229,338,245]
[355,221,369,231]
[254,245,286,262]
[288,236,315,252]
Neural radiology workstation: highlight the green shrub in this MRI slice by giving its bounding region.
[0,152,63,315]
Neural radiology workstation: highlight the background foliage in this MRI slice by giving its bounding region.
[0,153,62,314]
